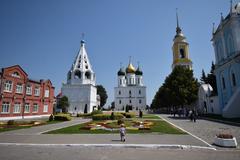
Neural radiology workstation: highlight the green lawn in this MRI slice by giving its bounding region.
[45,119,186,134]
[0,120,62,133]
[141,114,161,119]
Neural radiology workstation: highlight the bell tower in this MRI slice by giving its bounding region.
[172,9,192,70]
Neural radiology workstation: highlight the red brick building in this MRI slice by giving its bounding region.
[0,65,55,120]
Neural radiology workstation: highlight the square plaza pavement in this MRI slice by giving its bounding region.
[0,117,212,149]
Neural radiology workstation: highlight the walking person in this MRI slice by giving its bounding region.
[192,109,197,122]
[119,124,126,142]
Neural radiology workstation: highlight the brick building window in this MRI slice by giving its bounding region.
[44,90,49,98]
[43,104,48,112]
[4,80,13,92]
[34,87,40,96]
[24,104,30,113]
[33,104,38,113]
[2,102,10,113]
[13,103,21,113]
[26,85,32,95]
[16,84,23,94]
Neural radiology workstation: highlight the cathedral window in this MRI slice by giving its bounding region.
[119,91,121,95]
[139,99,142,104]
[139,90,141,94]
[129,90,131,95]
[85,65,88,69]
[119,100,121,104]
[129,100,131,103]
[74,70,81,79]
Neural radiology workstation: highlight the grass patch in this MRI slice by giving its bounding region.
[142,114,161,119]
[0,120,62,133]
[45,119,186,134]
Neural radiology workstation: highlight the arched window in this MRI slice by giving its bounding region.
[232,73,236,87]
[129,90,131,95]
[179,48,185,58]
[85,71,91,79]
[119,100,121,104]
[119,91,121,95]
[74,70,81,79]
[139,90,141,94]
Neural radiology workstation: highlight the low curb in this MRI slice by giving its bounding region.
[0,143,216,150]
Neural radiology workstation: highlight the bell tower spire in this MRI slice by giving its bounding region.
[176,8,182,34]
[172,9,192,70]
[67,37,96,85]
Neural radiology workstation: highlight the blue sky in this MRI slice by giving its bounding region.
[0,0,231,106]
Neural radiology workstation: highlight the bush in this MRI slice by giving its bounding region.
[54,114,72,121]
[125,112,136,118]
[91,110,103,115]
[117,119,124,125]
[49,114,54,121]
[77,113,92,118]
[110,112,115,120]
[7,120,15,125]
[92,113,124,120]
[92,114,111,120]
[114,113,124,120]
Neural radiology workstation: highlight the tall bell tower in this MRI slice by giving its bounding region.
[172,10,192,70]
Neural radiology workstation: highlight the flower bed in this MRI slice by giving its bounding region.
[214,134,238,148]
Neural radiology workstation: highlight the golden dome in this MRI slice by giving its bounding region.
[126,63,136,73]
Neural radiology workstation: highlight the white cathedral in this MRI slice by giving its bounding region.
[114,61,146,111]
[61,40,98,114]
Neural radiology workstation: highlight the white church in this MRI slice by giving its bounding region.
[114,61,146,111]
[61,40,98,114]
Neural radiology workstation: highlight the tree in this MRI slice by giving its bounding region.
[200,62,218,95]
[206,62,218,95]
[59,96,69,113]
[111,101,115,111]
[200,69,207,83]
[96,85,108,108]
[151,66,199,110]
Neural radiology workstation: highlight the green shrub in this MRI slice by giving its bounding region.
[49,114,54,121]
[7,120,15,125]
[110,112,115,120]
[114,113,124,120]
[125,112,136,118]
[92,114,111,120]
[77,113,92,118]
[92,113,124,120]
[117,119,124,125]
[54,114,72,121]
[91,110,103,115]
